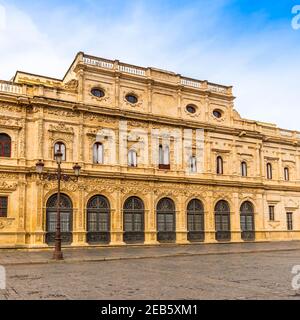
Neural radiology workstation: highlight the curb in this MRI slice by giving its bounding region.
[1,247,300,267]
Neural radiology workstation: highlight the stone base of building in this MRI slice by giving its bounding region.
[0,231,300,249]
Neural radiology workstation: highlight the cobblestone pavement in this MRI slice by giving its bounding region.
[1,248,300,300]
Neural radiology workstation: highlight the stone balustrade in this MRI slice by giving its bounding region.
[83,55,232,95]
[180,78,201,88]
[117,64,146,76]
[0,81,22,94]
[83,56,114,69]
[207,83,228,94]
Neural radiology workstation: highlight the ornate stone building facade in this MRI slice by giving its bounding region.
[0,52,299,248]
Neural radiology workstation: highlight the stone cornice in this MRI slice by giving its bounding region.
[1,167,300,193]
[0,93,298,147]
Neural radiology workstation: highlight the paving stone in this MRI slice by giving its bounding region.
[0,247,300,299]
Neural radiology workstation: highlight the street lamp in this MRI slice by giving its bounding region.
[36,155,81,260]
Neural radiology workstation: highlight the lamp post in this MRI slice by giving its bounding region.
[36,152,81,260]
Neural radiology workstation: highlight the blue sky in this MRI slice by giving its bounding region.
[0,0,300,130]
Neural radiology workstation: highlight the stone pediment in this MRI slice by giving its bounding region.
[284,198,299,210]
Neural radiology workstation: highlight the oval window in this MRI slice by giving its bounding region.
[186,105,196,114]
[91,88,105,98]
[125,94,138,104]
[213,109,222,118]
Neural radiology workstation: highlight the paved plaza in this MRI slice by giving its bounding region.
[0,242,300,299]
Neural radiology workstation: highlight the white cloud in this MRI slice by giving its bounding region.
[0,1,299,130]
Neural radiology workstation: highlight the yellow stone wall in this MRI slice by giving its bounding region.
[0,52,299,248]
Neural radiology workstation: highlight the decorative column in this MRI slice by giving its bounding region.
[177,87,182,118]
[37,112,44,160]
[34,179,46,247]
[144,186,158,244]
[16,180,26,245]
[255,144,261,177]
[205,135,212,173]
[77,69,84,103]
[255,193,266,241]
[18,115,26,166]
[110,183,125,245]
[72,185,87,246]
[204,190,216,243]
[232,138,237,175]
[260,143,264,179]
[176,192,188,244]
[278,149,283,180]
[147,80,153,114]
[231,192,241,242]
[114,68,120,109]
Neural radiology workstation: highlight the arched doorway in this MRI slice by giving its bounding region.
[187,199,204,241]
[214,200,231,241]
[46,193,73,245]
[156,198,176,242]
[123,197,145,243]
[87,195,110,244]
[240,201,255,241]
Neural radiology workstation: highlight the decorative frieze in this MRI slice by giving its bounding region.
[44,107,78,118]
[0,181,18,191]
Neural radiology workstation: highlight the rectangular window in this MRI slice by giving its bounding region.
[93,143,103,164]
[269,206,275,221]
[241,162,247,177]
[287,212,293,231]
[0,196,8,217]
[190,156,197,173]
[284,167,289,181]
[128,150,137,167]
[159,144,170,169]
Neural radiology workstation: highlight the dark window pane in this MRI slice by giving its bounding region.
[123,197,144,242]
[186,105,196,114]
[0,134,11,158]
[125,94,138,104]
[213,110,222,118]
[0,196,8,217]
[91,88,105,98]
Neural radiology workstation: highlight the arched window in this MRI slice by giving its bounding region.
[156,198,176,242]
[189,156,197,173]
[266,163,272,179]
[159,145,170,169]
[241,161,247,177]
[284,167,289,181]
[54,142,66,161]
[87,195,110,243]
[216,156,223,174]
[240,201,255,241]
[128,149,137,167]
[214,200,231,241]
[123,197,144,243]
[187,199,204,241]
[46,193,73,244]
[0,133,11,158]
[93,142,104,164]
